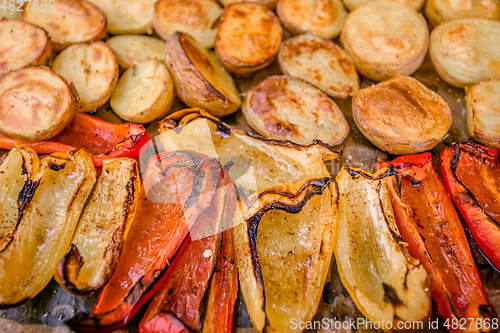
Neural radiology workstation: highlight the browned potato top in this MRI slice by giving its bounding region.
[0,67,75,141]
[342,0,425,11]
[425,0,500,27]
[0,19,51,78]
[23,0,106,50]
[215,2,283,75]
[218,0,279,9]
[277,0,347,39]
[154,0,222,49]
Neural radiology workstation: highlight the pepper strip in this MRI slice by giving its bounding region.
[378,153,495,333]
[0,113,149,167]
[441,143,500,270]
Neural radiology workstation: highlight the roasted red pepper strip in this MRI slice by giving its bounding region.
[0,113,149,167]
[66,151,224,332]
[441,143,500,270]
[377,153,495,332]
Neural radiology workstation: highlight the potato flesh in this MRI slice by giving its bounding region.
[106,35,166,69]
[110,60,174,123]
[52,42,118,113]
[335,168,430,326]
[0,149,96,306]
[342,0,425,11]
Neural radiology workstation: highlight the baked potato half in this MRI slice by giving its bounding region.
[110,60,174,123]
[0,148,96,307]
[424,0,500,27]
[56,158,140,296]
[23,0,106,51]
[340,1,429,81]
[0,3,22,19]
[153,0,222,49]
[342,0,425,11]
[0,19,51,78]
[217,0,279,9]
[277,0,347,39]
[352,75,451,155]
[242,75,349,145]
[429,18,500,88]
[466,78,500,149]
[106,35,166,69]
[278,34,359,98]
[335,167,431,330]
[214,2,282,75]
[166,32,241,117]
[86,0,156,35]
[0,66,76,141]
[52,42,119,113]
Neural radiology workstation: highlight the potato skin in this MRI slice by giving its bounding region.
[0,66,76,141]
[107,35,166,69]
[277,0,347,39]
[242,75,349,145]
[340,1,429,82]
[23,0,106,51]
[465,78,500,149]
[352,75,451,155]
[214,3,283,75]
[425,0,500,27]
[153,0,222,49]
[342,0,425,11]
[166,32,241,117]
[430,18,500,88]
[52,41,119,113]
[278,34,359,99]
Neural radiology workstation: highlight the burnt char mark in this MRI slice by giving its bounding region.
[383,283,403,307]
[479,304,497,320]
[49,164,66,172]
[17,180,39,213]
[376,182,405,245]
[346,165,398,180]
[20,162,27,175]
[59,244,101,297]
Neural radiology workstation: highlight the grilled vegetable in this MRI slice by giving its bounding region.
[0,112,149,167]
[52,41,119,113]
[234,178,337,332]
[334,167,431,330]
[424,0,500,27]
[441,143,500,270]
[67,151,224,331]
[23,0,106,51]
[379,153,495,333]
[342,0,425,11]
[0,66,76,141]
[0,148,96,307]
[0,19,51,78]
[110,60,174,123]
[106,35,166,69]
[56,158,141,296]
[158,108,340,192]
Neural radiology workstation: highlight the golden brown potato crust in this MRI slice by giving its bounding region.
[23,0,106,51]
[0,67,75,141]
[242,75,349,145]
[342,0,425,11]
[0,19,51,78]
[106,35,166,69]
[214,2,282,75]
[340,1,428,82]
[353,75,451,154]
[425,0,500,27]
[218,0,279,9]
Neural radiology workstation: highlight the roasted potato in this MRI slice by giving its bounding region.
[0,66,76,141]
[430,18,500,88]
[106,35,167,69]
[153,0,222,49]
[0,19,51,78]
[0,148,95,307]
[217,0,279,9]
[425,0,500,27]
[110,60,174,123]
[340,1,429,82]
[87,0,156,35]
[23,0,106,51]
[52,42,119,113]
[466,78,500,149]
[56,158,140,296]
[0,1,23,19]
[352,75,451,155]
[342,0,425,11]
[166,32,241,117]
[242,75,349,145]
[277,0,347,39]
[278,34,359,98]
[214,3,282,75]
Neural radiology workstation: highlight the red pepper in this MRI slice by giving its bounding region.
[0,113,149,167]
[441,143,500,270]
[377,153,495,332]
